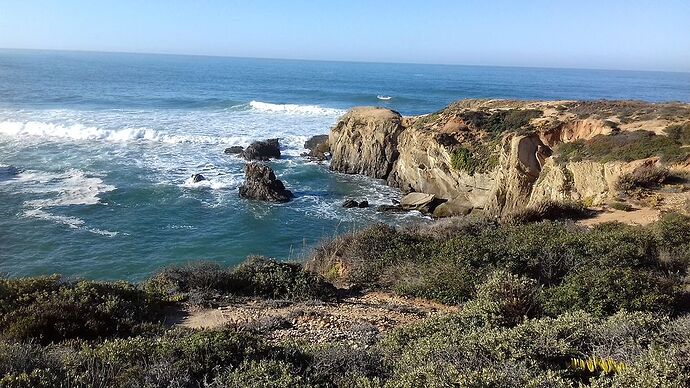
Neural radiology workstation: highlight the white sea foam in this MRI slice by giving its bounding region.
[181,174,240,190]
[249,101,345,116]
[0,120,244,145]
[16,169,116,207]
[10,169,119,237]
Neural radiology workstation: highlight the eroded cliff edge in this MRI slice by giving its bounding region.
[329,100,690,217]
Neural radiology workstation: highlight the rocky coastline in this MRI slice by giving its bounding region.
[326,99,690,218]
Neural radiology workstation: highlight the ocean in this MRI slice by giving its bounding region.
[1,49,689,281]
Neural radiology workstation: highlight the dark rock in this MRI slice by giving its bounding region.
[224,146,244,155]
[191,173,207,183]
[243,139,281,161]
[239,164,293,203]
[304,135,329,151]
[302,135,330,161]
[358,200,369,208]
[342,199,359,208]
[376,204,405,213]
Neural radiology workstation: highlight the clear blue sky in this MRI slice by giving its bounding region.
[1,0,689,72]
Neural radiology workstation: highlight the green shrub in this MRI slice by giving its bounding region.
[61,328,273,387]
[231,256,336,301]
[609,201,634,211]
[307,224,423,288]
[449,143,499,175]
[616,165,669,191]
[542,267,678,317]
[664,122,690,145]
[306,346,388,387]
[505,200,591,223]
[148,257,336,302]
[556,130,690,163]
[459,108,542,137]
[470,269,540,326]
[0,277,165,343]
[209,360,306,388]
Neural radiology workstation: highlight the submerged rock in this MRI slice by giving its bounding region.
[243,139,281,161]
[239,163,293,203]
[224,146,244,155]
[358,200,369,208]
[191,173,207,183]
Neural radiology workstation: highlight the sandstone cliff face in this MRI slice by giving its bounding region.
[329,107,404,179]
[328,100,690,216]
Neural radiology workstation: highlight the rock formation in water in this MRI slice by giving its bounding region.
[329,100,690,217]
[239,163,293,202]
[302,134,330,161]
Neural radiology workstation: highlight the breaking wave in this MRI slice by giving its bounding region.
[249,101,345,116]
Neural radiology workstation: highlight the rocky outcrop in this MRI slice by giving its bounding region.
[329,107,404,179]
[328,99,690,217]
[242,139,281,161]
[302,135,330,161]
[224,139,281,160]
[239,164,293,203]
[191,173,207,183]
[399,192,445,213]
[224,146,244,155]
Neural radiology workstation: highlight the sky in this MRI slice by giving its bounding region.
[0,0,689,72]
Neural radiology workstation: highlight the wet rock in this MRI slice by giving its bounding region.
[302,135,330,161]
[224,146,244,155]
[243,138,281,161]
[376,204,405,213]
[342,199,359,208]
[239,163,293,202]
[191,173,207,183]
[358,200,369,208]
[304,135,329,151]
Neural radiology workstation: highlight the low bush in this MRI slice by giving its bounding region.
[308,216,689,313]
[616,165,669,191]
[609,201,634,211]
[470,269,540,326]
[449,144,499,175]
[0,276,165,343]
[459,108,543,137]
[505,200,591,223]
[556,130,690,163]
[542,267,679,317]
[148,256,336,302]
[664,121,690,145]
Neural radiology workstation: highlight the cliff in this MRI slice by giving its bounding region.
[329,99,690,216]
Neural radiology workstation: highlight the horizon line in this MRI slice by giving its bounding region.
[1,46,688,75]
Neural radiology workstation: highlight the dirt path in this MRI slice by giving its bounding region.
[578,207,661,227]
[177,292,457,346]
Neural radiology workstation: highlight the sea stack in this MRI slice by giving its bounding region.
[239,163,293,202]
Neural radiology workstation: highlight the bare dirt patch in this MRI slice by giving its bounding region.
[176,291,457,346]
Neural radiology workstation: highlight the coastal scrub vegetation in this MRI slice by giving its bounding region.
[3,214,690,386]
[459,108,543,137]
[555,130,690,163]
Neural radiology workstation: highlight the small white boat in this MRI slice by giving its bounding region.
[377,95,392,101]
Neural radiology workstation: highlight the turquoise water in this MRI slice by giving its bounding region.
[1,49,689,280]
